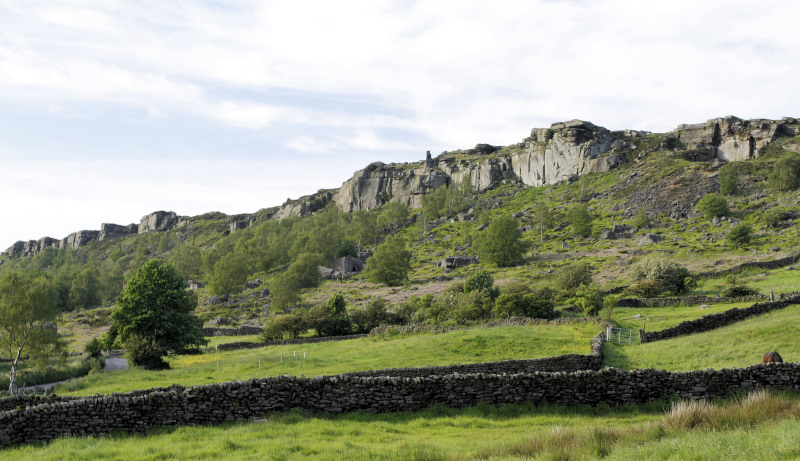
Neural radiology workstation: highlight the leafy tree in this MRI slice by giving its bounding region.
[365,235,411,286]
[684,276,698,294]
[270,273,301,312]
[110,259,206,367]
[349,210,378,248]
[695,194,730,219]
[0,271,62,394]
[124,334,167,369]
[70,268,102,309]
[287,252,325,289]
[473,216,527,267]
[568,204,593,237]
[209,253,248,296]
[260,313,306,341]
[171,243,203,281]
[530,203,554,241]
[602,295,618,322]
[421,176,472,220]
[318,294,352,336]
[377,202,410,228]
[494,293,554,320]
[727,223,753,248]
[769,154,800,191]
[630,206,652,229]
[84,338,103,357]
[569,285,602,317]
[762,207,786,228]
[350,298,394,334]
[719,169,739,196]
[557,262,593,290]
[463,270,499,299]
[626,255,691,295]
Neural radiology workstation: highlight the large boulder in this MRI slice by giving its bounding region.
[139,211,180,234]
[437,256,478,269]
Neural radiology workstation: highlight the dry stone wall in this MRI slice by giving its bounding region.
[641,295,800,343]
[4,362,800,447]
[201,326,264,337]
[214,334,368,351]
[617,294,767,308]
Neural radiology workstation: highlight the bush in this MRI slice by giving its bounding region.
[494,293,555,320]
[569,285,602,317]
[622,280,664,298]
[125,334,168,370]
[473,216,527,267]
[695,194,730,218]
[630,206,652,229]
[569,204,593,237]
[464,270,500,299]
[719,169,739,196]
[318,294,352,337]
[769,154,800,191]
[727,223,753,248]
[84,338,103,358]
[762,207,785,228]
[260,313,306,341]
[626,255,691,295]
[558,262,593,290]
[365,235,411,286]
[721,285,760,297]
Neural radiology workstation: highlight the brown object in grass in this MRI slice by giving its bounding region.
[763,351,783,363]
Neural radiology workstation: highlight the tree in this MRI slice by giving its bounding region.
[110,260,206,367]
[0,271,62,394]
[365,235,411,286]
[630,206,652,229]
[270,273,301,312]
[719,169,739,196]
[209,253,248,296]
[695,194,730,219]
[626,255,691,295]
[568,204,593,237]
[287,252,325,289]
[727,223,753,248]
[473,216,527,267]
[769,154,800,191]
[557,262,593,290]
[530,203,554,241]
[318,294,352,336]
[377,202,410,228]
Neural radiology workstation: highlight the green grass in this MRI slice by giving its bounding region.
[204,335,262,347]
[605,304,800,371]
[6,390,800,460]
[611,301,754,331]
[57,323,600,396]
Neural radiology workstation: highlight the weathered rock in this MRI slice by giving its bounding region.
[139,211,180,234]
[98,223,138,241]
[275,190,333,220]
[673,116,787,162]
[328,256,364,276]
[187,280,205,290]
[637,233,663,245]
[437,256,478,269]
[318,266,341,279]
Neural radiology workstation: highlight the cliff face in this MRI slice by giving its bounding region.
[673,116,794,162]
[331,120,626,213]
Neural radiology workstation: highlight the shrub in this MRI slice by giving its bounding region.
[695,194,730,218]
[763,207,785,228]
[569,285,602,317]
[721,285,760,297]
[719,169,739,196]
[569,204,593,237]
[318,294,352,336]
[558,262,593,290]
[473,216,527,267]
[626,255,691,295]
[622,280,664,298]
[727,223,753,248]
[769,154,800,191]
[125,334,168,370]
[260,313,306,341]
[493,293,555,320]
[464,270,500,299]
[84,338,103,358]
[365,235,411,286]
[630,206,652,229]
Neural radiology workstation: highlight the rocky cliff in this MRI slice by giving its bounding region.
[673,116,796,162]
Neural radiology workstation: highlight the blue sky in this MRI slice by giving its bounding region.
[1,0,799,251]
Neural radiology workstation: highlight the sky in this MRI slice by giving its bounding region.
[1,0,799,251]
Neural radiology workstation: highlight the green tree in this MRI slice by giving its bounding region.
[695,194,730,219]
[171,243,203,281]
[558,262,593,290]
[568,204,593,237]
[319,293,352,336]
[287,252,325,289]
[209,253,248,296]
[630,206,652,229]
[719,169,739,196]
[769,154,800,191]
[727,223,753,248]
[377,202,410,228]
[474,216,527,267]
[0,271,62,394]
[70,268,101,309]
[626,255,691,295]
[270,274,301,312]
[763,207,785,228]
[110,260,206,367]
[530,203,554,241]
[365,235,411,286]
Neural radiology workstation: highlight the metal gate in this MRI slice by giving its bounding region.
[606,327,640,345]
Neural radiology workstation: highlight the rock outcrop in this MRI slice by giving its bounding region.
[275,191,334,219]
[139,211,182,234]
[98,223,138,241]
[673,116,793,162]
[333,162,449,212]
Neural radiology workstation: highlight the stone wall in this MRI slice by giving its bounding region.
[641,295,800,343]
[201,326,264,337]
[696,253,800,279]
[617,294,768,308]
[4,361,800,447]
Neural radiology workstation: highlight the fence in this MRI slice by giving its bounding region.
[605,326,641,345]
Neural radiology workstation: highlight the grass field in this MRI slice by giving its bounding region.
[57,323,600,396]
[611,301,754,331]
[605,304,800,371]
[5,390,799,460]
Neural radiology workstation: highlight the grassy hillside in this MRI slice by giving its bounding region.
[57,323,600,396]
